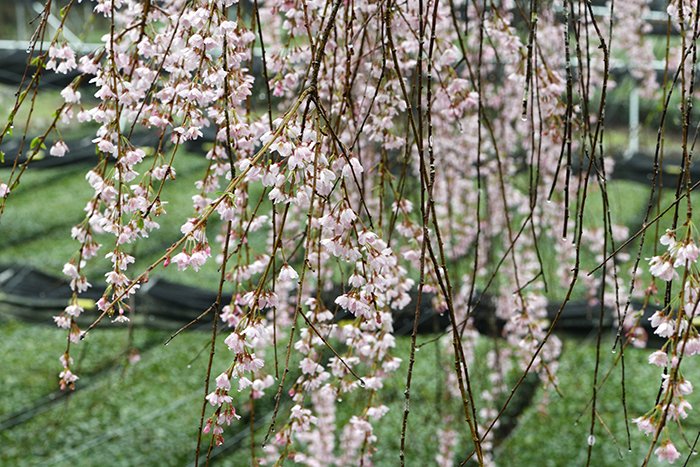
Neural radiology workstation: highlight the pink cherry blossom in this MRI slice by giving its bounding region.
[655,441,681,464]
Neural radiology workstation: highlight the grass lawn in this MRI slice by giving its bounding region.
[2,313,699,465]
[2,138,700,465]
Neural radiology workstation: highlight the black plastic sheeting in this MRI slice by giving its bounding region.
[0,135,99,169]
[2,127,696,190]
[2,46,696,186]
[0,264,225,327]
[0,263,662,341]
[0,263,450,334]
[614,152,699,188]
[0,130,173,169]
[0,263,661,459]
[0,125,220,170]
[0,49,80,89]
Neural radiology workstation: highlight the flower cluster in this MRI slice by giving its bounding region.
[203,373,241,446]
[638,225,700,463]
[4,0,691,464]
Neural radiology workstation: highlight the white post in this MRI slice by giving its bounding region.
[16,4,27,41]
[627,84,640,159]
[32,2,83,45]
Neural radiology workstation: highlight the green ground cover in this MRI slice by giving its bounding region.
[1,313,699,465]
[2,122,700,465]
